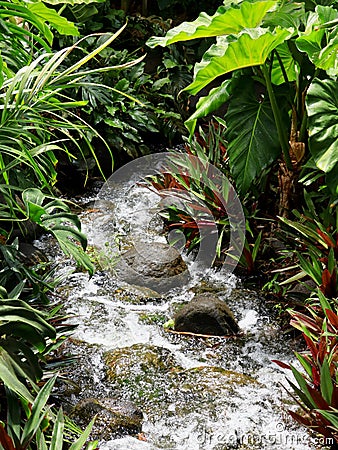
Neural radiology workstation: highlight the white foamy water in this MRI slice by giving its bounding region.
[36,181,321,450]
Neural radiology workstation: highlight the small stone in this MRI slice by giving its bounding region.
[174,293,240,336]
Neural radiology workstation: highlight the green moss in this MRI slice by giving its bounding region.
[138,312,168,325]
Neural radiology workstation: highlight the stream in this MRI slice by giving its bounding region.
[36,174,323,450]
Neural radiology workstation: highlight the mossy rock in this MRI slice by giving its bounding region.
[105,343,181,379]
[71,397,143,440]
[104,343,261,417]
[105,344,183,408]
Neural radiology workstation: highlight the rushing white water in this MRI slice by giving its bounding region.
[36,182,322,450]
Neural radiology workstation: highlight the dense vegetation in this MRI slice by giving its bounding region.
[0,0,337,448]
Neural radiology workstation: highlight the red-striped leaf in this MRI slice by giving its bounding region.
[272,359,291,370]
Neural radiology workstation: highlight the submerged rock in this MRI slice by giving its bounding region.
[104,343,261,421]
[105,344,183,409]
[71,397,143,440]
[105,344,181,382]
[116,242,189,293]
[174,293,240,336]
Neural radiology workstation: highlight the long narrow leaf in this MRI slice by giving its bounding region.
[21,376,56,445]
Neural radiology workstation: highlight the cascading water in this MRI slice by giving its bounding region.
[36,178,322,450]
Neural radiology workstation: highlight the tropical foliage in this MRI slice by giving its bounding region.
[0,0,337,445]
[274,291,338,444]
[0,1,142,448]
[147,0,338,213]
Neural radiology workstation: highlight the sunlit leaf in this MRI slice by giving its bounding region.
[147,1,277,47]
[184,27,293,95]
[296,6,338,75]
[185,79,233,135]
[43,0,105,4]
[27,2,79,37]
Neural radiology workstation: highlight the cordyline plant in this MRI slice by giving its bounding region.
[274,291,338,444]
[147,0,338,216]
[146,121,261,272]
[278,201,338,295]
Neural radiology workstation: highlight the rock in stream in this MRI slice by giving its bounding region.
[174,293,240,336]
[116,242,189,293]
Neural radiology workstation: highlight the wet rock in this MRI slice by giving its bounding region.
[105,344,181,381]
[71,397,143,440]
[172,366,260,415]
[174,293,240,336]
[116,242,189,293]
[105,343,260,419]
[53,338,106,402]
[18,242,49,265]
[105,344,183,408]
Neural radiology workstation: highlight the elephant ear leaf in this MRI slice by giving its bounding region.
[306,78,338,174]
[225,77,281,193]
[147,1,278,48]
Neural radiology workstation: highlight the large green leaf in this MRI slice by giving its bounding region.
[27,2,79,37]
[306,78,338,173]
[225,78,281,193]
[0,1,54,45]
[326,163,338,194]
[69,3,99,22]
[271,42,298,85]
[184,27,293,95]
[147,0,277,47]
[263,1,305,29]
[296,6,338,75]
[185,78,233,135]
[315,30,338,76]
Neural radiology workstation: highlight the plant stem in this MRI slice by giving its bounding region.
[261,64,292,170]
[299,108,307,142]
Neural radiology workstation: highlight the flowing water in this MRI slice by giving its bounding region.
[36,181,324,450]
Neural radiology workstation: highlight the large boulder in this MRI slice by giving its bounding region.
[104,344,258,417]
[71,397,143,440]
[116,242,189,293]
[105,344,183,412]
[174,293,240,336]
